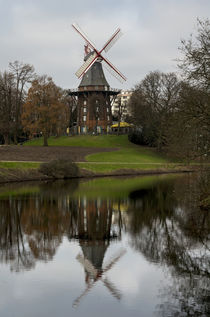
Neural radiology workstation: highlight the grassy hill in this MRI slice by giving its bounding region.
[22,135,181,173]
[24,135,130,148]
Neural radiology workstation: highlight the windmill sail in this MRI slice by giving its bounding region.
[72,23,126,83]
[72,23,96,51]
[76,254,98,277]
[103,277,122,300]
[103,61,126,83]
[103,248,126,273]
[75,52,98,78]
[103,28,123,53]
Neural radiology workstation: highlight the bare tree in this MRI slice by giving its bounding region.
[129,71,181,150]
[178,18,210,91]
[0,72,16,144]
[9,61,35,144]
[167,83,210,160]
[113,96,127,135]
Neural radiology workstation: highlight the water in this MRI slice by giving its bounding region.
[0,174,209,317]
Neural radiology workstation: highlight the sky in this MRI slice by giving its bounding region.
[0,0,209,90]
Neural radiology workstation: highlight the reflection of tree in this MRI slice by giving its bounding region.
[0,200,35,271]
[0,174,209,315]
[157,273,210,317]
[0,181,125,274]
[0,180,79,271]
[127,176,210,316]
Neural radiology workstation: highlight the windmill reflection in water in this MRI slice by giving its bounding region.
[73,197,126,308]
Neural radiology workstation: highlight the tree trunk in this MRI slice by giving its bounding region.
[117,121,120,135]
[43,133,48,146]
[3,133,10,145]
[14,129,18,145]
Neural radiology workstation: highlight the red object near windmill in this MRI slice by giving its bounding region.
[69,23,126,134]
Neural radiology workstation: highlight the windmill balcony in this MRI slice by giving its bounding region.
[69,87,120,96]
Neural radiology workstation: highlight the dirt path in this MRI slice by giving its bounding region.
[0,146,117,162]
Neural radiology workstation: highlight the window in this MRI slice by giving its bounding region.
[107,115,110,121]
[96,106,99,112]
[83,107,87,113]
[107,107,109,112]
[84,100,87,105]
[83,115,86,122]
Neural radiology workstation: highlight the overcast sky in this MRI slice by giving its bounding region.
[0,0,209,90]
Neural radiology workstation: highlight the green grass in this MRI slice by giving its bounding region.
[22,135,173,173]
[24,135,167,163]
[0,162,40,169]
[86,148,168,164]
[5,135,186,174]
[78,163,178,173]
[24,135,131,147]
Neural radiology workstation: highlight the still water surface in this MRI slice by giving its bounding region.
[0,174,209,316]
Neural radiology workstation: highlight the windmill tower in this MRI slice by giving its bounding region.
[69,23,126,134]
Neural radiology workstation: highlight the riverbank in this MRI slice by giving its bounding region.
[0,164,196,184]
[0,135,206,183]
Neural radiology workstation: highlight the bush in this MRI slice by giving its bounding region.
[128,131,146,145]
[39,159,79,179]
[128,127,158,147]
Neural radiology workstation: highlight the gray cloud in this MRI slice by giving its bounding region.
[0,0,209,89]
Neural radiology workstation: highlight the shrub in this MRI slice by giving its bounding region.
[128,127,157,147]
[128,131,146,145]
[39,159,79,179]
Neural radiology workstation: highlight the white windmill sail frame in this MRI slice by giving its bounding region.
[72,23,126,83]
[103,61,125,84]
[103,28,123,53]
[75,52,98,78]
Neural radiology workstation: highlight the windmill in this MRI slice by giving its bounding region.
[72,197,126,307]
[69,23,126,134]
[73,248,126,308]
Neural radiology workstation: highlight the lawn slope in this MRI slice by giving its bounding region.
[1,135,190,177]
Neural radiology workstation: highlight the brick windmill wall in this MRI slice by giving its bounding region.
[69,56,120,134]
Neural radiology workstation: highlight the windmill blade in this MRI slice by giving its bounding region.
[72,23,97,52]
[103,248,126,273]
[76,253,98,277]
[101,28,123,54]
[72,281,96,308]
[102,57,126,83]
[103,277,122,300]
[75,51,98,78]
